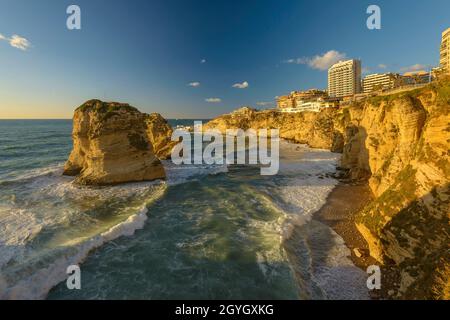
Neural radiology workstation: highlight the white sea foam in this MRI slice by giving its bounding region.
[259,141,369,299]
[0,164,167,299]
[0,206,150,300]
[163,160,228,186]
[312,229,370,300]
[0,158,231,300]
[0,140,367,300]
[263,141,341,240]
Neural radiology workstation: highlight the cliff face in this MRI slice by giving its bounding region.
[204,106,344,152]
[342,82,449,299]
[64,100,166,185]
[205,79,450,299]
[144,113,178,160]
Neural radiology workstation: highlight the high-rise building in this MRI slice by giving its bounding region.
[440,27,450,72]
[328,59,362,97]
[362,73,399,94]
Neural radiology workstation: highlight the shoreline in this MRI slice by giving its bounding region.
[311,179,388,299]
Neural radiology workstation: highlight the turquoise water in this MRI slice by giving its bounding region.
[0,120,369,300]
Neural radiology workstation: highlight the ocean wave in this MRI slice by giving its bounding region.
[261,141,340,239]
[0,139,369,300]
[270,142,369,299]
[283,219,370,300]
[0,206,150,300]
[163,160,228,186]
[0,164,65,185]
[0,160,233,299]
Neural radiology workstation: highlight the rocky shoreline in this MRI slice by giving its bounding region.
[62,78,449,299]
[312,180,398,300]
[204,77,450,299]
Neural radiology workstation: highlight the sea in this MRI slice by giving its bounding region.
[0,119,369,300]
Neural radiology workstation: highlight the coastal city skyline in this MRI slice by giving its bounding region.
[276,25,449,114]
[0,0,450,119]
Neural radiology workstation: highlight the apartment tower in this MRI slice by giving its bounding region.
[440,27,450,72]
[328,59,362,97]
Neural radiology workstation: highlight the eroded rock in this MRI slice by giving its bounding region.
[64,100,166,185]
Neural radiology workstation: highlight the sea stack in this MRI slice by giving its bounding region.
[63,99,166,185]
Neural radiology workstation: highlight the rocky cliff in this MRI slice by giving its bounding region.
[144,113,178,160]
[346,81,450,299]
[64,100,168,185]
[205,78,450,299]
[204,106,344,151]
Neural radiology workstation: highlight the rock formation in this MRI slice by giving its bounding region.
[144,113,178,160]
[204,106,343,152]
[346,82,450,299]
[205,77,450,299]
[64,100,166,185]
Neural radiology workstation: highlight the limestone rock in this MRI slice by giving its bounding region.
[63,100,166,185]
[353,247,364,258]
[145,113,178,160]
[205,108,342,150]
[343,80,449,299]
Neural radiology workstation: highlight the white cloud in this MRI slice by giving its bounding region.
[400,64,428,72]
[232,81,249,89]
[284,50,347,71]
[256,101,273,107]
[283,58,300,64]
[0,33,31,51]
[201,59,207,64]
[188,82,201,87]
[378,64,387,69]
[205,98,222,103]
[10,35,31,50]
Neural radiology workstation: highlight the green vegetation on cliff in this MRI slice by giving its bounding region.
[350,78,450,299]
[76,99,140,122]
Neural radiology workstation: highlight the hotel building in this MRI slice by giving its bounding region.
[328,59,362,97]
[440,27,450,72]
[277,89,337,113]
[362,73,399,94]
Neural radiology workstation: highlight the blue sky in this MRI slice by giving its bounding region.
[0,0,449,119]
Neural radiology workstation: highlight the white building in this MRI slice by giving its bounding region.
[328,59,362,97]
[362,73,398,94]
[440,27,450,72]
[278,99,336,113]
